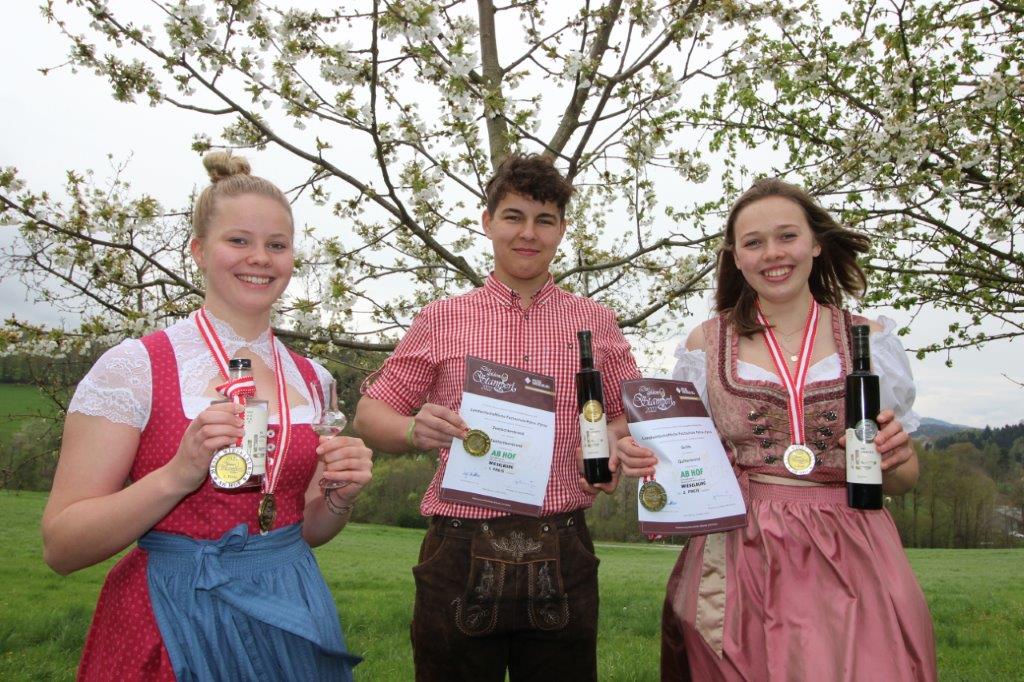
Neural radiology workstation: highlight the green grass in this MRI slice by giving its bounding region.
[912,549,1024,681]
[2,491,1021,681]
[0,385,56,442]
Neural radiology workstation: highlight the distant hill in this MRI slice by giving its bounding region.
[933,420,1024,452]
[914,417,978,441]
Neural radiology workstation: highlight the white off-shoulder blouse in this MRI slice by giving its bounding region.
[672,316,920,433]
[68,310,332,429]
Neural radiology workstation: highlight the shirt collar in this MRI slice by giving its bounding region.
[193,308,274,359]
[483,273,557,308]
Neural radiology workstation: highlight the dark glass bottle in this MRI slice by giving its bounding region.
[846,325,883,509]
[576,330,611,484]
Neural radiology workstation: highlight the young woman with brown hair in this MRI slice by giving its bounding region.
[619,178,936,681]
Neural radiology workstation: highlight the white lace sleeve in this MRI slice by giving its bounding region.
[670,336,710,408]
[872,317,920,434]
[68,339,152,429]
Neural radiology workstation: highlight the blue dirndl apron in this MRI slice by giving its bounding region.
[140,523,360,681]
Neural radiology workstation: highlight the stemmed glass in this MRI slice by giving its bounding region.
[314,378,350,490]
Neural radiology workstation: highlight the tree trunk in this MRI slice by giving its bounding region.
[477,0,510,169]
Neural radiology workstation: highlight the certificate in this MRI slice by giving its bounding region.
[621,379,747,535]
[439,356,556,516]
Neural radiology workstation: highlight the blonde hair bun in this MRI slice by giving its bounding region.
[203,151,252,183]
[192,152,291,237]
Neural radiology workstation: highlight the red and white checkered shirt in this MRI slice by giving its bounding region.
[364,274,641,519]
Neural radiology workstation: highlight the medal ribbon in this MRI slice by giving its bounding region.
[197,309,256,447]
[218,378,256,403]
[755,299,819,445]
[195,308,291,495]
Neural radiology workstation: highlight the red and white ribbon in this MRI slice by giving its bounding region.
[217,377,256,402]
[265,329,291,495]
[755,298,819,446]
[196,308,291,494]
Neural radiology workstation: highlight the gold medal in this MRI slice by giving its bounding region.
[639,480,668,512]
[209,447,253,489]
[463,429,491,457]
[258,493,277,534]
[581,400,604,422]
[782,444,816,476]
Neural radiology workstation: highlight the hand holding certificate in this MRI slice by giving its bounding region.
[621,379,746,535]
[439,356,557,516]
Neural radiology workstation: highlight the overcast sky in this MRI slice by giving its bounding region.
[2,3,1021,429]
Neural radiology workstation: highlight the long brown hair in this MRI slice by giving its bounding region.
[715,178,870,336]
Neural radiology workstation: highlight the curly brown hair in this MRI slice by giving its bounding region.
[715,178,871,336]
[484,154,573,218]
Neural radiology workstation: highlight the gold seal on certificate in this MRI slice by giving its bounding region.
[783,444,815,476]
[209,447,253,488]
[258,493,277,534]
[463,429,491,457]
[639,480,668,512]
[581,399,603,422]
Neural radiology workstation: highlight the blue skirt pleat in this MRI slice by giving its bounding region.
[140,523,360,681]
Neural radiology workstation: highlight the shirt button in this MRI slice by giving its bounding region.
[522,354,529,362]
[523,314,530,320]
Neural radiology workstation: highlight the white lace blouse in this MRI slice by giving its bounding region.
[672,316,920,433]
[69,311,333,429]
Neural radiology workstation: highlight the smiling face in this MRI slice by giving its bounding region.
[483,191,566,295]
[731,196,821,306]
[190,193,294,319]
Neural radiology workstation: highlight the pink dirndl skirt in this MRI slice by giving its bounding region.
[661,480,936,681]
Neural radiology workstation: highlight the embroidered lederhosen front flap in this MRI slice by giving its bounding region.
[454,520,569,636]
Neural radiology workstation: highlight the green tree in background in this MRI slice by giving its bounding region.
[692,0,1024,357]
[2,0,1020,363]
[1,1,1021,542]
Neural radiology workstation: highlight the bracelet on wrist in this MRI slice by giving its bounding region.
[323,487,354,516]
[405,418,417,451]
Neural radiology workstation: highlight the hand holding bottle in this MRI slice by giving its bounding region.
[576,446,620,495]
[838,409,912,471]
[167,402,245,493]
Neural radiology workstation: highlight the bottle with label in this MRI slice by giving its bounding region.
[846,325,883,509]
[210,358,268,489]
[576,330,612,484]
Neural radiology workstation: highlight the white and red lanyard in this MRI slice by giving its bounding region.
[755,299,819,448]
[196,308,291,496]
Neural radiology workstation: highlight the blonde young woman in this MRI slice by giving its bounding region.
[42,153,369,681]
[619,179,936,681]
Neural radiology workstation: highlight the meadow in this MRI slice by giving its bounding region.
[1,491,1021,680]
[0,384,55,442]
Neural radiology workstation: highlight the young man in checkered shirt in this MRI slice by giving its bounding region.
[354,153,640,681]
